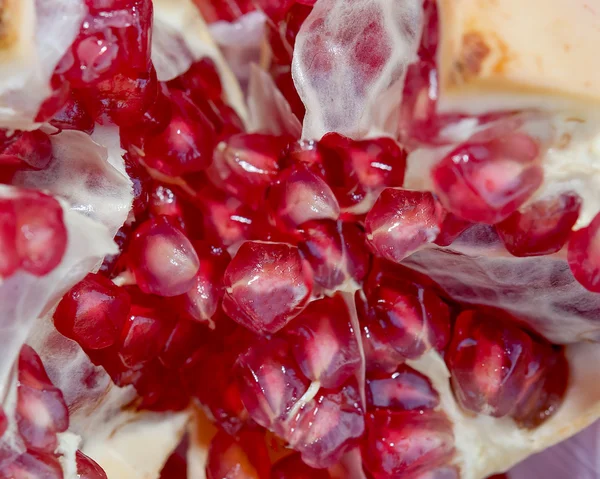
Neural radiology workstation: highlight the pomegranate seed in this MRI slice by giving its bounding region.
[123,154,151,219]
[432,133,543,224]
[125,90,216,176]
[208,134,290,205]
[53,273,131,350]
[175,242,231,324]
[568,212,600,292]
[128,216,200,297]
[12,191,67,276]
[195,0,255,23]
[49,92,95,134]
[434,210,473,247]
[284,295,361,389]
[0,408,6,439]
[362,411,455,479]
[298,220,369,291]
[17,346,69,452]
[0,201,19,277]
[317,133,407,211]
[35,74,71,123]
[205,430,271,479]
[80,67,159,126]
[359,267,450,367]
[496,192,581,257]
[366,189,443,264]
[223,241,313,334]
[236,337,310,430]
[0,130,53,171]
[446,310,568,426]
[118,303,174,368]
[168,57,224,102]
[271,454,332,479]
[76,450,108,479]
[366,366,440,411]
[1,451,63,479]
[267,165,341,231]
[159,319,207,369]
[268,2,314,65]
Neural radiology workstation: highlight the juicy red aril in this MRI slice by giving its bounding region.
[0,200,19,277]
[125,90,216,176]
[496,192,581,257]
[168,57,223,102]
[317,133,407,212]
[432,132,543,224]
[49,92,95,135]
[366,188,443,263]
[208,134,290,205]
[362,411,455,479]
[223,241,313,334]
[62,0,153,87]
[271,454,332,479]
[10,191,68,276]
[359,264,450,371]
[434,210,474,247]
[446,310,568,426]
[298,220,369,291]
[284,294,361,389]
[175,242,231,324]
[159,318,207,369]
[76,450,108,479]
[118,302,174,368]
[267,165,340,231]
[80,67,159,126]
[195,0,254,23]
[124,154,151,219]
[16,346,69,453]
[128,215,200,297]
[366,365,440,411]
[35,74,70,123]
[53,273,131,350]
[0,130,53,171]
[0,451,63,479]
[205,430,271,479]
[568,212,600,292]
[0,407,6,439]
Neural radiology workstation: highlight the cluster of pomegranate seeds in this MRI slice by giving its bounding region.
[205,429,271,479]
[362,366,456,479]
[0,346,105,477]
[568,212,600,292]
[0,189,67,278]
[446,310,569,427]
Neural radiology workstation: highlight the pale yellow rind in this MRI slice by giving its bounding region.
[0,0,34,64]
[437,0,600,115]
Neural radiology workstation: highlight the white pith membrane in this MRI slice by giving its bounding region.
[0,1,598,479]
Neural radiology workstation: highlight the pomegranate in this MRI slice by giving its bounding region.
[0,0,598,478]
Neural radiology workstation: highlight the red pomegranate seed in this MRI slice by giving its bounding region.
[12,191,68,276]
[195,0,255,23]
[49,92,95,134]
[35,74,71,123]
[366,366,440,411]
[76,450,108,479]
[205,430,271,479]
[317,133,407,211]
[434,210,474,247]
[123,154,151,219]
[568,212,600,292]
[362,411,455,479]
[2,451,63,479]
[17,346,69,452]
[496,192,581,257]
[0,130,53,171]
[159,319,207,369]
[359,268,450,367]
[118,303,174,368]
[53,273,131,350]
[271,454,332,479]
[168,57,224,102]
[267,165,340,231]
[223,241,313,334]
[284,295,361,389]
[80,67,159,126]
[432,133,543,224]
[366,189,443,264]
[176,242,231,324]
[209,134,290,205]
[236,337,310,430]
[0,407,6,439]
[128,215,200,297]
[0,200,19,278]
[298,220,369,291]
[267,2,313,65]
[446,310,568,426]
[125,90,216,176]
